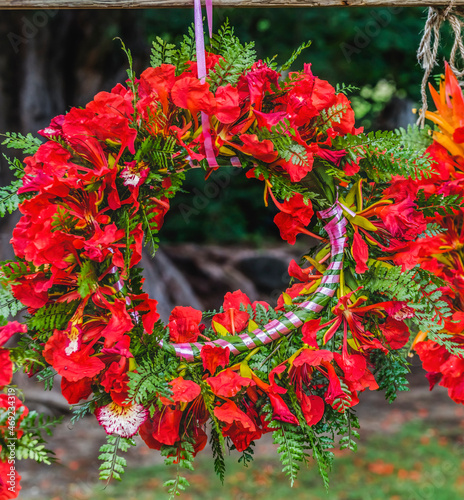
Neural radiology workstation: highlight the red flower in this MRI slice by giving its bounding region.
[0,322,27,346]
[376,196,426,241]
[168,306,203,343]
[93,297,134,348]
[233,134,278,163]
[10,271,52,310]
[284,64,336,125]
[140,64,176,114]
[0,460,21,499]
[301,319,322,348]
[61,377,93,405]
[326,93,357,136]
[276,154,314,183]
[212,290,251,335]
[223,290,252,310]
[300,393,325,426]
[43,330,105,382]
[160,377,201,405]
[100,360,131,406]
[207,368,254,398]
[74,223,125,263]
[0,351,12,388]
[314,290,390,359]
[127,293,160,335]
[267,391,299,425]
[238,60,280,111]
[171,75,216,124]
[379,317,410,350]
[283,348,348,414]
[215,84,240,124]
[351,230,369,274]
[200,345,230,374]
[139,406,183,448]
[214,401,260,452]
[272,193,315,244]
[184,52,224,77]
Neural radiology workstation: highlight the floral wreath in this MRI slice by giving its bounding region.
[0,21,457,498]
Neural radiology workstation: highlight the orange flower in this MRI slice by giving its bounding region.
[426,62,464,160]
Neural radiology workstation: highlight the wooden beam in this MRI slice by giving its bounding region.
[0,0,462,9]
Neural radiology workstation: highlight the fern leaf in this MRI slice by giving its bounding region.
[98,434,136,483]
[150,36,177,68]
[279,40,311,72]
[209,20,256,88]
[0,180,22,217]
[1,132,42,155]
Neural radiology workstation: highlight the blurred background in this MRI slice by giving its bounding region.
[0,6,463,499]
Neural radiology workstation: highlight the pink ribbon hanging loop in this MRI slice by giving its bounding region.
[193,0,218,168]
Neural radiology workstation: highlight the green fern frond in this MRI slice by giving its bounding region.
[210,427,226,483]
[279,40,312,72]
[416,190,464,217]
[0,180,23,217]
[162,438,195,498]
[269,419,306,486]
[209,20,256,88]
[0,283,23,319]
[175,25,197,72]
[36,367,57,391]
[99,434,136,482]
[332,128,434,181]
[335,83,360,95]
[1,132,42,155]
[421,222,447,238]
[0,409,62,464]
[150,36,177,68]
[371,350,410,403]
[28,301,78,337]
[126,354,176,405]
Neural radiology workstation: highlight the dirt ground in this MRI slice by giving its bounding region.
[16,359,464,500]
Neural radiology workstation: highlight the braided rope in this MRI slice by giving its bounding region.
[417,1,464,126]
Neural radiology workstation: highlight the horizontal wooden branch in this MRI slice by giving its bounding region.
[0,0,463,9]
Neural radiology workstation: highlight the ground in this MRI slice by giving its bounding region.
[17,362,464,500]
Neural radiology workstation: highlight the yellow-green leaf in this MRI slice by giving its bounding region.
[239,361,253,379]
[348,214,378,232]
[304,255,326,274]
[345,180,359,208]
[248,320,259,332]
[212,321,230,336]
[282,292,293,305]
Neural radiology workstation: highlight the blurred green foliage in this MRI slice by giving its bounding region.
[161,168,281,244]
[80,420,464,500]
[140,7,453,102]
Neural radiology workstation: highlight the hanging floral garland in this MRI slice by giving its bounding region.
[0,23,457,498]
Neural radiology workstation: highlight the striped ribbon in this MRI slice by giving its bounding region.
[161,201,347,361]
[194,0,218,169]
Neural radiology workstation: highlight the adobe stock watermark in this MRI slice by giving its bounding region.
[178,167,242,224]
[8,10,58,54]
[4,387,19,495]
[340,8,403,63]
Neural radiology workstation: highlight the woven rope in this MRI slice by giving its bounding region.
[417,1,464,126]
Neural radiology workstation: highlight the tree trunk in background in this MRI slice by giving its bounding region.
[0,10,149,184]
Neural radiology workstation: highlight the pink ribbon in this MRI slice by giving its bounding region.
[194,0,218,168]
[206,0,213,38]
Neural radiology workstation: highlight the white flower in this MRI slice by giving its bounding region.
[96,402,148,438]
